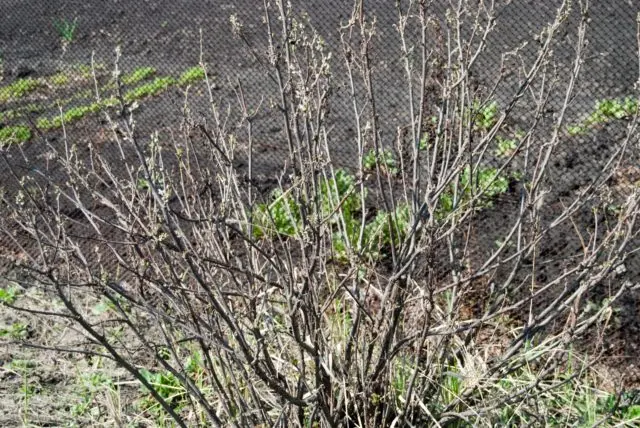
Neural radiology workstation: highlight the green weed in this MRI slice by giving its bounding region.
[75,63,106,79]
[474,100,499,131]
[495,136,518,158]
[71,371,116,417]
[253,170,413,261]
[363,148,398,176]
[138,352,208,423]
[437,166,510,219]
[49,72,70,86]
[0,283,19,304]
[39,103,102,130]
[253,188,302,238]
[53,18,78,42]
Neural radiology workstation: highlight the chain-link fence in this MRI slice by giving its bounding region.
[1,1,638,263]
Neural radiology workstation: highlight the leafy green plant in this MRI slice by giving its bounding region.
[138,352,207,422]
[49,72,70,86]
[597,391,640,422]
[495,136,518,158]
[437,166,510,219]
[358,203,410,259]
[363,148,398,176]
[140,369,186,407]
[253,188,302,238]
[39,103,102,130]
[252,169,415,261]
[71,367,116,417]
[0,125,31,146]
[0,283,19,304]
[177,65,206,86]
[53,18,78,42]
[474,100,499,131]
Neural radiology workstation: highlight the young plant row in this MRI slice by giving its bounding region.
[0,65,206,146]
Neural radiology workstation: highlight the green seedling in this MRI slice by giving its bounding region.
[0,284,19,304]
[53,18,78,42]
[70,355,118,418]
[121,67,157,85]
[0,125,31,146]
[495,136,518,158]
[75,63,107,79]
[253,169,414,262]
[474,100,499,131]
[363,148,398,176]
[40,103,101,130]
[178,65,206,86]
[419,132,429,150]
[437,166,510,219]
[253,188,302,238]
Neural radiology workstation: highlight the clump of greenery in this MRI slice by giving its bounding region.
[138,352,207,422]
[495,135,518,158]
[75,63,107,80]
[0,125,31,146]
[568,97,638,135]
[177,65,206,86]
[71,371,115,417]
[0,78,42,102]
[253,167,511,261]
[53,18,78,42]
[252,171,404,261]
[363,148,398,176]
[254,170,363,255]
[474,100,499,131]
[437,165,510,219]
[253,188,302,238]
[0,110,16,122]
[0,322,29,340]
[121,67,157,85]
[0,283,19,304]
[124,76,176,102]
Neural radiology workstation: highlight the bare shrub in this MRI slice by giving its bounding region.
[1,0,639,426]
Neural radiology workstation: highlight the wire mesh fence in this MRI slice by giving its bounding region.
[1,0,638,267]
